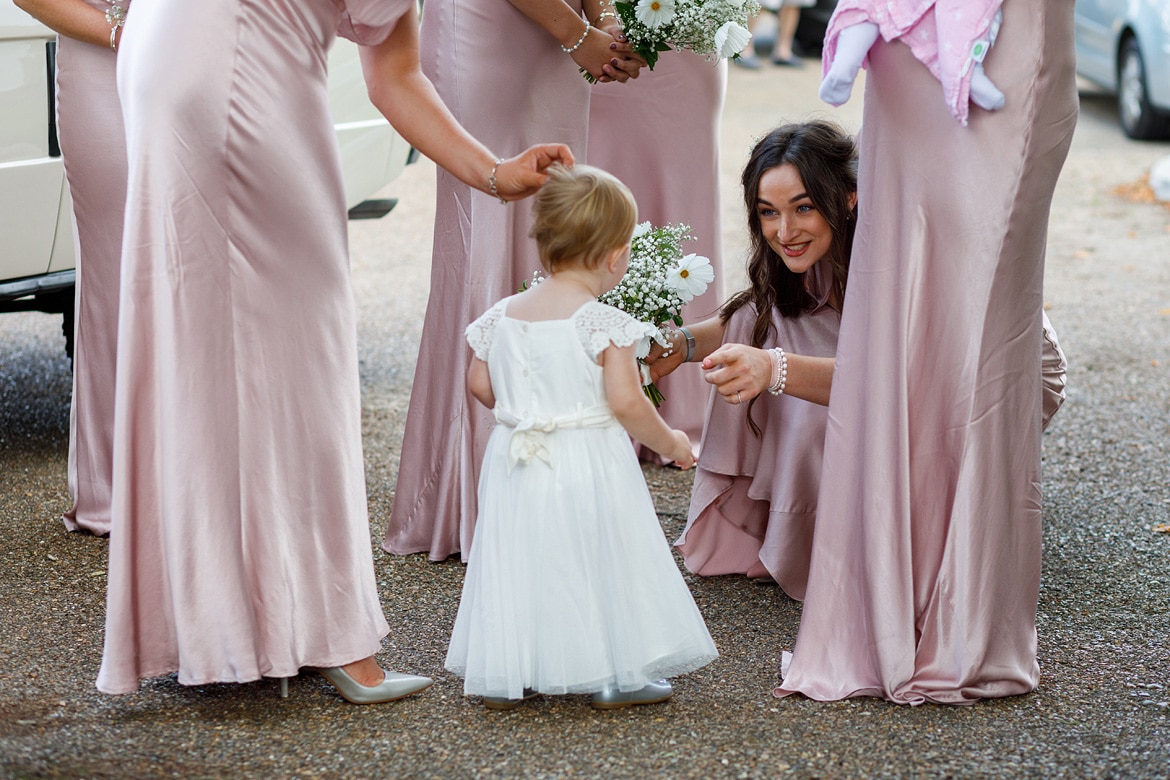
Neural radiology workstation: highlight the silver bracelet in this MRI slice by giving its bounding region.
[488,159,506,204]
[679,326,695,363]
[105,2,126,51]
[561,22,590,53]
[597,10,619,23]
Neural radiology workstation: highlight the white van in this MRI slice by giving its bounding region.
[0,6,414,358]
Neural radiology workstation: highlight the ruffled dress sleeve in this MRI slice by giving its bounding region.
[465,299,509,361]
[573,302,657,362]
[335,0,413,46]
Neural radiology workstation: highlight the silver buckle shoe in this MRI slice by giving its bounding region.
[483,688,539,710]
[590,680,673,710]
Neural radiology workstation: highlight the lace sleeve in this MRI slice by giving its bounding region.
[574,302,657,361]
[465,299,508,361]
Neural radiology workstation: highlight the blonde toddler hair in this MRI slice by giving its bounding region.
[529,164,637,272]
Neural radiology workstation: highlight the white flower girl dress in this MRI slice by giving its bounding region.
[445,297,718,699]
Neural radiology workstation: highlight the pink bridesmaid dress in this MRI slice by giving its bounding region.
[676,269,839,601]
[587,52,727,457]
[679,269,1067,603]
[55,2,131,537]
[384,0,591,561]
[97,0,410,694]
[777,0,1078,704]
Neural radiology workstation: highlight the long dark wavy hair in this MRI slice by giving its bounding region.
[720,121,858,435]
[721,120,859,346]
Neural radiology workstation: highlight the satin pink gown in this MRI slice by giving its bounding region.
[56,5,131,537]
[587,52,727,458]
[678,271,1067,603]
[677,271,839,600]
[97,0,409,694]
[777,0,1078,704]
[384,0,590,561]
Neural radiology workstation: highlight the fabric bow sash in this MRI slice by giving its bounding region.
[495,405,616,473]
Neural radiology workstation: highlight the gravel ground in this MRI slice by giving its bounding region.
[1,59,1167,779]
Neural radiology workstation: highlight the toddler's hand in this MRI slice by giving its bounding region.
[669,430,696,470]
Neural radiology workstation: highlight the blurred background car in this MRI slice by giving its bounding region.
[0,5,414,360]
[1075,0,1170,140]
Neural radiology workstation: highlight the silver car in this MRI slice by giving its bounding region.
[0,5,414,359]
[1075,0,1170,140]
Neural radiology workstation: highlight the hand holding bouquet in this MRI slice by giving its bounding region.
[614,0,760,70]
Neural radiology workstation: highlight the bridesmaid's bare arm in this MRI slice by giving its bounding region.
[703,345,835,407]
[506,0,643,82]
[14,0,121,49]
[359,7,574,201]
[645,316,727,382]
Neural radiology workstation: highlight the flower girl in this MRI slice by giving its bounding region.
[445,164,719,710]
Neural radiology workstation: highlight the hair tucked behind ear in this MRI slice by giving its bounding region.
[529,164,637,272]
[721,120,858,435]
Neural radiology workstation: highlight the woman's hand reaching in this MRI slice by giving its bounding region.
[701,343,773,405]
[493,145,576,201]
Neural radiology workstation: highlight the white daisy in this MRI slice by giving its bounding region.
[635,0,676,29]
[665,253,714,302]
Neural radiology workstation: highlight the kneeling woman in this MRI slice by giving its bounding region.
[650,121,1067,600]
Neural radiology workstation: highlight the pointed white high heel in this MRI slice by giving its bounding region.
[315,666,433,705]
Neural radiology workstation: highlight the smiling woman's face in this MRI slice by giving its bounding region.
[755,163,837,276]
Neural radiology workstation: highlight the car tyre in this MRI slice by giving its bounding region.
[1118,36,1170,141]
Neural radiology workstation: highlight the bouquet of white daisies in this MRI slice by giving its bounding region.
[614,0,760,70]
[599,222,714,405]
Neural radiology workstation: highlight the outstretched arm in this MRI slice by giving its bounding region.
[602,342,695,468]
[702,344,835,407]
[644,317,727,383]
[359,8,574,201]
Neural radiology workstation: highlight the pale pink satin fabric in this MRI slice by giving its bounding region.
[98,0,408,694]
[56,6,130,537]
[587,52,727,459]
[824,0,1003,125]
[677,290,838,600]
[385,0,590,561]
[778,0,1078,705]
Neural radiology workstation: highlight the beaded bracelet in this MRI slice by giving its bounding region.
[561,22,591,53]
[105,2,126,52]
[488,159,506,204]
[767,347,788,396]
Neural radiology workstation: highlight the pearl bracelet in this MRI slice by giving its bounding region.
[561,22,591,53]
[767,347,788,396]
[488,159,506,204]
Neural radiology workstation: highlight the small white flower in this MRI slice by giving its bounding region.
[666,254,714,302]
[636,0,676,29]
[714,21,752,59]
[631,221,652,239]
